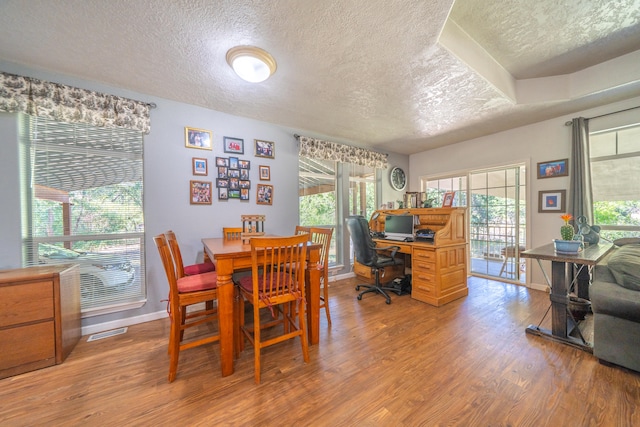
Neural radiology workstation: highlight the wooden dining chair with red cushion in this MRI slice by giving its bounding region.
[234,234,310,384]
[165,230,215,276]
[154,234,219,382]
[309,227,334,326]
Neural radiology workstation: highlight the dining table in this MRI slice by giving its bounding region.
[202,236,322,377]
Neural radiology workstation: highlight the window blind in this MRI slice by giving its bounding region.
[20,115,146,316]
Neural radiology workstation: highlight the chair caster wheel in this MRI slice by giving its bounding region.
[355,285,360,291]
[386,299,391,304]
[357,295,363,300]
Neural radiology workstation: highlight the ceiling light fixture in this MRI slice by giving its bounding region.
[226,46,277,83]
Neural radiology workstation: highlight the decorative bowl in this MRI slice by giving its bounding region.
[553,239,582,254]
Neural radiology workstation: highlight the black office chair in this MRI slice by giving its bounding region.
[345,215,402,304]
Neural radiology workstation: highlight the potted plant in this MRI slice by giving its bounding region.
[553,214,582,254]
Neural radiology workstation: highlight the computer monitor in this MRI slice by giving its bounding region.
[384,215,415,240]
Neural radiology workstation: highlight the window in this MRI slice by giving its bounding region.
[424,175,467,207]
[20,115,146,316]
[298,157,337,265]
[348,163,376,218]
[590,124,640,240]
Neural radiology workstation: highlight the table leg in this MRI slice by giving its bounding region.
[216,261,235,377]
[576,263,591,300]
[550,260,569,338]
[305,248,321,345]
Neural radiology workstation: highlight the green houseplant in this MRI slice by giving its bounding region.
[560,214,574,240]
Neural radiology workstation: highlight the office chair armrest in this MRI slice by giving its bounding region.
[374,245,400,260]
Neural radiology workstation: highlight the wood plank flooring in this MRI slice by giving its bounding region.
[1,277,639,426]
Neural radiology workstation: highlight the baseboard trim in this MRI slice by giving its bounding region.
[82,310,168,337]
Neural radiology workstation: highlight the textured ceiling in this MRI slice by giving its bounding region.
[0,0,639,155]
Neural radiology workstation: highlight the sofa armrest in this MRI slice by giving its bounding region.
[591,279,640,323]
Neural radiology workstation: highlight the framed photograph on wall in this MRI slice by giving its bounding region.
[190,180,212,204]
[238,159,250,169]
[256,184,273,205]
[185,127,212,150]
[192,157,208,176]
[216,157,229,167]
[223,136,244,154]
[259,165,270,180]
[537,159,568,179]
[255,139,275,159]
[218,187,228,200]
[538,189,566,213]
[442,191,456,208]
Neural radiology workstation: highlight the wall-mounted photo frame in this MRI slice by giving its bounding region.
[240,180,251,189]
[538,189,566,213]
[229,157,239,169]
[216,157,229,167]
[190,180,212,204]
[238,159,250,169]
[223,136,244,154]
[229,189,241,199]
[537,158,568,179]
[257,184,273,205]
[218,187,228,200]
[216,178,229,188]
[217,167,228,179]
[240,169,249,180]
[240,188,250,201]
[442,191,456,208]
[192,157,208,176]
[185,127,212,150]
[259,165,270,180]
[255,139,275,159]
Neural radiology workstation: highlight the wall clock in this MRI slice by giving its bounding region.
[390,167,406,191]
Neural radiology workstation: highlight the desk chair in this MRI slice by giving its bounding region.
[154,234,219,382]
[234,234,310,384]
[345,216,401,304]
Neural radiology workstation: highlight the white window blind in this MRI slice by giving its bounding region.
[20,115,146,316]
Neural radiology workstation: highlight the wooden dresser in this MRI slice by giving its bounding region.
[0,264,81,379]
[365,207,468,306]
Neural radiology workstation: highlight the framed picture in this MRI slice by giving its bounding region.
[537,158,568,179]
[192,157,208,176]
[229,189,241,199]
[442,191,456,208]
[240,188,250,200]
[538,189,566,213]
[229,157,239,169]
[218,187,228,200]
[217,166,228,179]
[240,180,251,189]
[255,139,275,159]
[256,184,273,205]
[238,159,251,169]
[223,136,244,154]
[259,165,270,180]
[216,178,229,188]
[185,127,212,150]
[216,157,229,167]
[240,169,249,180]
[228,169,240,178]
[190,180,212,205]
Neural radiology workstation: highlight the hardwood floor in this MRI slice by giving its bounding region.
[1,277,639,426]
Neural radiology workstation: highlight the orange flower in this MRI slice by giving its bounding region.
[560,214,573,225]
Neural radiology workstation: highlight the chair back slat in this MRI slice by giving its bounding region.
[223,227,243,241]
[164,230,187,278]
[309,227,333,269]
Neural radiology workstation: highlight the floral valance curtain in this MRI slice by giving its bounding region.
[297,134,388,169]
[0,71,151,133]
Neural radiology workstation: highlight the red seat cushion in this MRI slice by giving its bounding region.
[184,261,216,275]
[237,273,292,295]
[177,271,218,293]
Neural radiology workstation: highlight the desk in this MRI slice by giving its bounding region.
[521,242,614,351]
[371,238,468,306]
[202,237,321,377]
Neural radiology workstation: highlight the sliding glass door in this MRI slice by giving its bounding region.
[469,165,526,283]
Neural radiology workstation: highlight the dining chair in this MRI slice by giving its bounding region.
[154,234,219,382]
[165,230,215,276]
[295,225,311,235]
[309,227,334,325]
[222,227,243,241]
[234,234,310,384]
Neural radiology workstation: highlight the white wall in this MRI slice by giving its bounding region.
[409,95,640,288]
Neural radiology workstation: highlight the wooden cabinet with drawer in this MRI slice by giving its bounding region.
[411,245,468,306]
[0,264,81,379]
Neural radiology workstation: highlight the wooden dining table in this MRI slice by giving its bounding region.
[202,237,322,377]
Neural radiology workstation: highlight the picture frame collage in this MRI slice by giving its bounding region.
[536,158,568,213]
[185,126,274,205]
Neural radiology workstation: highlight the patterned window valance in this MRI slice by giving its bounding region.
[0,71,151,134]
[297,134,388,169]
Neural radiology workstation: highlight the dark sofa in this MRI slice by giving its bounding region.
[590,240,640,372]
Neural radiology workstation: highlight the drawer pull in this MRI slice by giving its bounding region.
[417,285,432,293]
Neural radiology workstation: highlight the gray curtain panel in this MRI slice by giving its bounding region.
[569,117,594,223]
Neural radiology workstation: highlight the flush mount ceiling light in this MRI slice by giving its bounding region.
[226,46,277,83]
